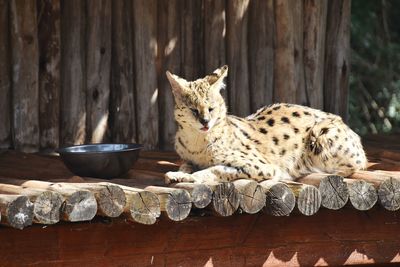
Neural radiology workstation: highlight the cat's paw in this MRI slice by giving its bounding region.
[165,171,195,184]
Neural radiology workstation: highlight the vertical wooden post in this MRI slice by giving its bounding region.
[132,0,159,150]
[181,0,204,80]
[0,0,11,149]
[324,0,351,121]
[273,0,296,104]
[37,0,61,151]
[226,0,250,116]
[110,0,136,144]
[157,0,180,150]
[86,0,112,144]
[303,0,327,109]
[60,0,86,146]
[248,0,274,112]
[204,0,227,100]
[10,0,40,153]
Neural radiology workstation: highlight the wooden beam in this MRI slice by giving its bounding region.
[260,180,295,216]
[172,183,213,209]
[248,0,274,111]
[209,182,240,217]
[0,194,33,229]
[132,0,159,150]
[37,0,61,151]
[60,0,86,146]
[226,0,250,116]
[0,0,11,149]
[86,0,112,143]
[283,180,322,216]
[345,179,378,211]
[10,0,39,152]
[110,0,136,143]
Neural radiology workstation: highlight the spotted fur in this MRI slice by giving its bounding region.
[164,66,367,183]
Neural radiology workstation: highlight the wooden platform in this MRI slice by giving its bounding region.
[0,135,399,266]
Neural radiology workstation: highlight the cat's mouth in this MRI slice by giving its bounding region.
[200,126,209,132]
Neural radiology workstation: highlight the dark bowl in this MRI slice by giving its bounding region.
[57,143,143,179]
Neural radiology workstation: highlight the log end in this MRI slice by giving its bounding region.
[212,182,240,217]
[191,184,213,209]
[378,177,400,211]
[62,190,98,222]
[297,185,322,216]
[262,181,295,216]
[164,189,192,221]
[348,180,378,211]
[235,180,266,214]
[96,185,126,218]
[33,191,64,224]
[3,195,34,230]
[127,191,161,225]
[319,175,349,210]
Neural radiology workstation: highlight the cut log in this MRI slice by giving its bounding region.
[86,0,112,143]
[248,0,274,111]
[10,0,39,152]
[297,173,349,210]
[172,183,213,209]
[110,0,136,143]
[0,183,63,224]
[132,0,159,150]
[233,179,265,214]
[208,182,240,217]
[0,0,11,149]
[350,170,400,211]
[55,182,126,218]
[38,0,61,150]
[204,0,227,101]
[324,0,351,120]
[260,180,295,216]
[345,179,377,211]
[0,194,33,229]
[157,0,180,150]
[283,181,321,216]
[60,0,86,146]
[226,0,250,116]
[83,180,161,225]
[0,178,97,222]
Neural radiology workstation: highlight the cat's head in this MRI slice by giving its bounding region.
[166,65,228,133]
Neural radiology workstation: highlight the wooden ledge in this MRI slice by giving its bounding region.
[0,208,399,266]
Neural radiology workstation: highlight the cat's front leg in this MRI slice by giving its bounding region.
[179,161,196,173]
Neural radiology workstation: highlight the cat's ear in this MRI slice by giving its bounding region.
[207,65,228,92]
[166,71,188,98]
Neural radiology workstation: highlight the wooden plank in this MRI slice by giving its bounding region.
[110,0,136,143]
[181,0,204,80]
[86,0,112,143]
[132,0,159,150]
[226,0,250,116]
[0,0,11,149]
[10,0,39,152]
[248,0,274,112]
[204,0,227,101]
[37,0,61,151]
[60,0,86,146]
[324,0,351,121]
[273,0,296,103]
[303,0,327,109]
[2,209,400,266]
[157,0,180,150]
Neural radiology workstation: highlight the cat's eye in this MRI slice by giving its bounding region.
[190,108,199,116]
[209,108,214,112]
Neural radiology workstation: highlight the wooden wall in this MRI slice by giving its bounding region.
[0,0,351,152]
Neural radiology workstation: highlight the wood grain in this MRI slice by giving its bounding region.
[132,0,159,150]
[226,0,250,116]
[110,0,136,144]
[37,0,61,150]
[60,0,86,146]
[248,0,274,112]
[86,0,112,143]
[0,0,11,149]
[324,0,351,121]
[10,0,39,152]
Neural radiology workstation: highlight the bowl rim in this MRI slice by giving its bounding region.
[57,143,143,154]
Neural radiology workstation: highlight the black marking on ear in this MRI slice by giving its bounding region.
[273,105,281,110]
[257,116,266,121]
[259,128,268,134]
[281,117,290,123]
[267,118,275,127]
[292,111,300,117]
[272,136,279,145]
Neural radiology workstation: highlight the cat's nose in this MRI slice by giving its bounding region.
[199,117,210,126]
